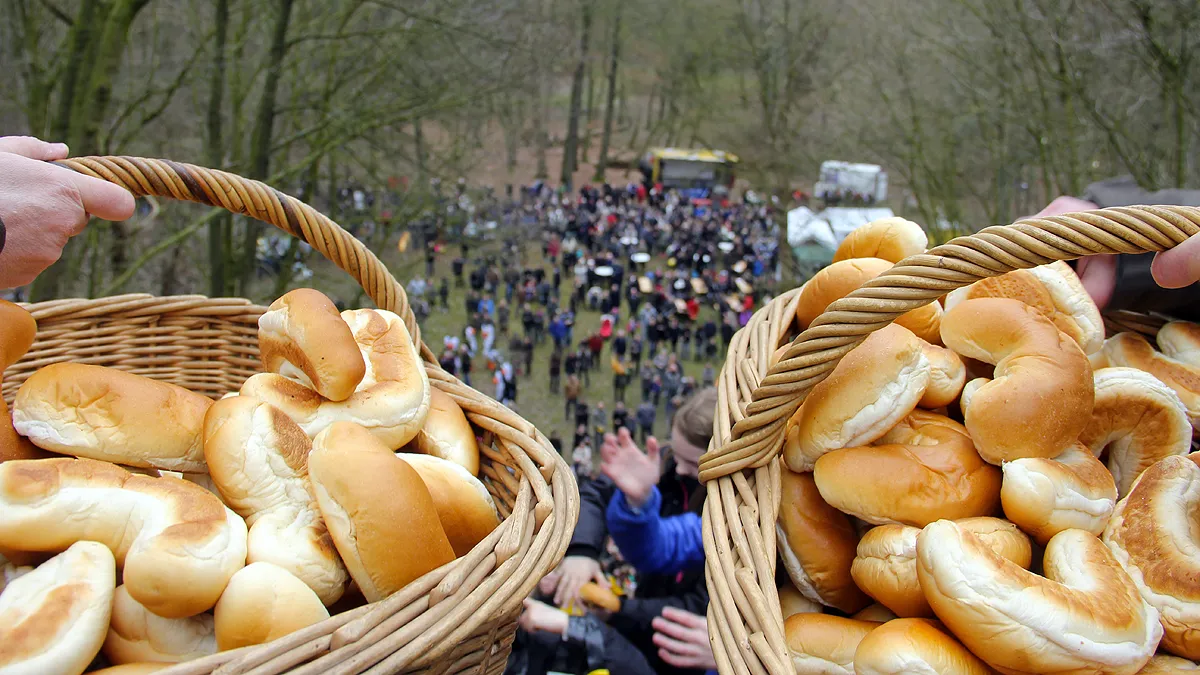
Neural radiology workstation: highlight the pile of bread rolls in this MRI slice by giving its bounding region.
[0,288,499,674]
[772,217,1200,674]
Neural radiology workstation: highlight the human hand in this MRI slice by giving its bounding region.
[552,555,606,608]
[0,137,135,288]
[1152,232,1200,289]
[1034,197,1120,307]
[600,427,659,508]
[518,598,569,636]
[652,607,718,671]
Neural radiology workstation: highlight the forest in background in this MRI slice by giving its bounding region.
[1,0,1198,303]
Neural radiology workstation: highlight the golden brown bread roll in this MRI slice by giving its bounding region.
[853,618,995,675]
[0,458,247,618]
[89,665,173,675]
[814,410,1001,527]
[1104,455,1200,660]
[784,613,879,675]
[0,299,36,372]
[394,453,499,557]
[852,604,898,622]
[940,298,1093,464]
[917,521,1160,675]
[579,582,621,612]
[203,396,347,604]
[258,289,365,402]
[309,422,455,603]
[785,324,929,472]
[944,261,1104,354]
[794,258,942,343]
[832,217,927,265]
[103,585,216,665]
[778,468,870,613]
[919,342,966,409]
[12,363,213,472]
[1081,367,1191,497]
[213,562,330,650]
[1001,442,1117,545]
[0,541,115,675]
[780,578,822,619]
[1139,655,1200,673]
[1098,332,1200,432]
[1158,321,1200,368]
[0,397,50,464]
[409,388,480,475]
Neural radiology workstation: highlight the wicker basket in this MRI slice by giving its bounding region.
[0,157,579,675]
[698,205,1200,674]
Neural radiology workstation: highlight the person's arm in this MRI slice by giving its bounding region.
[606,486,704,576]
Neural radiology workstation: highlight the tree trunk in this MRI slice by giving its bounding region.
[560,0,592,189]
[207,0,231,297]
[414,117,427,183]
[581,60,594,165]
[594,7,621,182]
[236,0,295,297]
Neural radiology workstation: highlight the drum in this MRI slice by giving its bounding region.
[631,252,651,264]
[734,277,753,295]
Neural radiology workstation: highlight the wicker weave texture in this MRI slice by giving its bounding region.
[0,157,579,675]
[700,205,1200,675]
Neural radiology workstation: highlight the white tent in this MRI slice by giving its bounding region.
[786,206,896,251]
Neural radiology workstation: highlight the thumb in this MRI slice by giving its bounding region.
[1152,233,1200,289]
[68,170,136,222]
[0,136,69,160]
[646,436,660,462]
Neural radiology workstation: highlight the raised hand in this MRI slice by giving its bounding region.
[600,426,659,508]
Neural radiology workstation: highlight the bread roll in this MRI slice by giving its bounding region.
[944,261,1104,354]
[0,299,36,372]
[1139,655,1200,673]
[393,453,499,557]
[309,422,455,602]
[940,298,1093,464]
[103,585,216,664]
[784,613,879,675]
[213,562,330,650]
[1158,321,1200,368]
[0,557,33,593]
[1081,367,1191,497]
[241,309,430,450]
[1001,442,1117,544]
[1098,332,1200,432]
[409,388,480,475]
[917,521,1160,675]
[785,324,929,472]
[258,289,365,402]
[780,578,823,619]
[832,217,927,265]
[854,618,994,675]
[579,582,621,612]
[919,342,966,408]
[203,396,348,604]
[1104,455,1200,660]
[89,665,173,675]
[12,363,213,472]
[0,541,115,675]
[0,458,247,618]
[794,258,942,343]
[0,397,50,463]
[814,410,1000,527]
[778,468,869,613]
[851,517,1029,618]
[852,604,898,622]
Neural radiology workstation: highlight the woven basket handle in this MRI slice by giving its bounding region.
[55,156,423,350]
[698,205,1200,482]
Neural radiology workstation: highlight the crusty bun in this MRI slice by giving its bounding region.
[854,618,994,675]
[780,579,822,619]
[394,453,499,557]
[409,388,480,475]
[832,218,927,265]
[851,518,1030,618]
[579,582,621,612]
[918,342,966,409]
[203,396,347,604]
[852,604,897,622]
[0,558,33,593]
[213,562,330,651]
[258,289,365,402]
[0,458,247,618]
[89,665,173,675]
[814,410,1000,527]
[309,422,455,603]
[0,541,115,675]
[1098,332,1200,432]
[777,468,869,613]
[1159,322,1200,368]
[0,299,36,372]
[784,613,879,675]
[1139,655,1200,673]
[785,324,929,472]
[794,258,943,343]
[917,521,1160,675]
[103,585,216,664]
[0,397,50,463]
[1104,455,1200,660]
[1081,367,1191,497]
[944,261,1104,354]
[13,363,213,472]
[1001,442,1117,544]
[940,298,1093,464]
